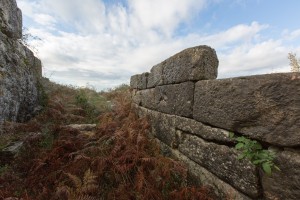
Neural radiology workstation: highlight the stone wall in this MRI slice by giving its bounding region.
[130,45,300,200]
[0,0,42,126]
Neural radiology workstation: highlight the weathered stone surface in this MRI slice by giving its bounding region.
[157,139,252,200]
[147,110,176,147]
[262,150,300,200]
[175,115,234,144]
[133,82,194,117]
[132,89,141,105]
[130,72,149,89]
[163,45,218,84]
[131,45,300,199]
[155,82,194,117]
[162,45,218,85]
[130,74,140,89]
[135,104,148,118]
[193,73,300,147]
[147,63,164,88]
[131,46,218,89]
[64,124,97,131]
[178,134,259,198]
[0,0,22,39]
[136,105,234,144]
[140,88,156,110]
[0,3,42,126]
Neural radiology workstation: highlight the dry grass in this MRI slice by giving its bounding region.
[0,79,215,200]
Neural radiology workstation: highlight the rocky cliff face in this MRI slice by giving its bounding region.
[0,0,42,125]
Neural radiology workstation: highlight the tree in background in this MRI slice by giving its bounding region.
[288,52,300,72]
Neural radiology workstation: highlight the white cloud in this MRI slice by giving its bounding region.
[33,14,56,26]
[201,22,268,49]
[283,29,300,41]
[128,0,206,36]
[16,0,300,90]
[218,40,289,76]
[43,0,106,33]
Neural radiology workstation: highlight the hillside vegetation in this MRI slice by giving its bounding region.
[0,78,215,200]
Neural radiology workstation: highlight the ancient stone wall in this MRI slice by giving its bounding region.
[130,45,300,200]
[0,0,42,125]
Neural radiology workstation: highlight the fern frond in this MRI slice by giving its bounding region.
[82,169,98,194]
[135,168,145,191]
[74,194,98,200]
[66,172,82,189]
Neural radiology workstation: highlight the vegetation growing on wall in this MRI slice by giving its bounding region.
[230,133,280,175]
[18,27,41,54]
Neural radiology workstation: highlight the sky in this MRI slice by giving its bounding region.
[16,0,300,91]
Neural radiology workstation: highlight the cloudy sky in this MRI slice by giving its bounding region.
[16,0,300,90]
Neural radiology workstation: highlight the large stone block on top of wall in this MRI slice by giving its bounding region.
[155,81,194,117]
[147,64,164,88]
[0,0,22,39]
[143,45,218,88]
[130,72,149,89]
[130,45,218,88]
[178,134,260,198]
[193,73,300,147]
[262,150,300,200]
[162,45,218,85]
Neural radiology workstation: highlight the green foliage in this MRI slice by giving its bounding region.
[75,90,89,108]
[75,88,110,123]
[19,27,41,54]
[230,133,280,175]
[0,165,8,175]
[37,80,49,107]
[39,133,54,149]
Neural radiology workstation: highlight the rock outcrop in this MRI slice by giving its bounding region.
[0,0,42,126]
[131,45,300,199]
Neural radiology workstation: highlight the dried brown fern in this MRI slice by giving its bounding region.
[56,169,98,199]
[0,84,216,199]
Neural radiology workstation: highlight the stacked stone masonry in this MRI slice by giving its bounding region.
[0,0,42,127]
[131,45,300,200]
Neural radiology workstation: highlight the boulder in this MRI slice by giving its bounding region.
[193,73,300,147]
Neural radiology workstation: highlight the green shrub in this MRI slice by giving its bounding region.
[230,133,280,175]
[75,90,89,109]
